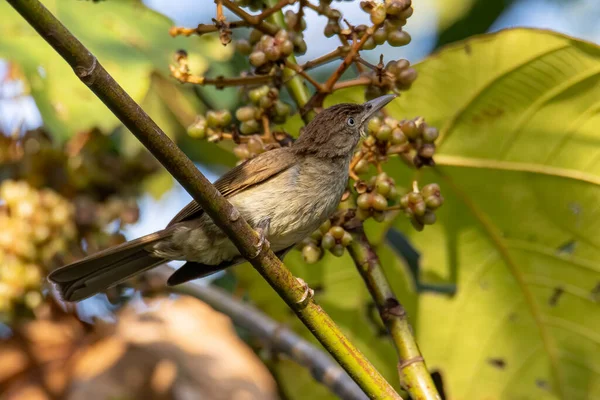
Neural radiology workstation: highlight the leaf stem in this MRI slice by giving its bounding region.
[346,228,441,400]
[6,0,401,398]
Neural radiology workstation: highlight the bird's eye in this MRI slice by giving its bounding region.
[347,117,355,127]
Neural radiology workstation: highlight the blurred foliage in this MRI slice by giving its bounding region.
[0,0,235,141]
[237,28,600,400]
[0,128,160,321]
[0,296,277,399]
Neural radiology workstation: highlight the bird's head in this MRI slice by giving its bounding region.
[293,94,397,158]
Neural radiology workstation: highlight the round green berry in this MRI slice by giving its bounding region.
[302,244,322,264]
[388,30,411,47]
[321,233,335,250]
[371,193,388,211]
[249,51,267,67]
[330,244,345,257]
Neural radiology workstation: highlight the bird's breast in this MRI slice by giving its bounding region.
[230,156,349,249]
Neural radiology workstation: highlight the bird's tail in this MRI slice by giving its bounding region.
[48,230,172,302]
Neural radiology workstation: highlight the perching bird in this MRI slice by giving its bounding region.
[48,94,396,301]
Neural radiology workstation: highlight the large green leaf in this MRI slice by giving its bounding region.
[331,28,600,399]
[0,0,233,140]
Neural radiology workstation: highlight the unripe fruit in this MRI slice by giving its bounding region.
[341,232,353,247]
[319,220,332,234]
[280,40,294,56]
[331,244,345,257]
[249,29,263,44]
[321,233,335,250]
[422,210,437,225]
[236,106,257,122]
[407,191,422,204]
[235,39,252,55]
[259,96,275,109]
[388,185,399,200]
[356,208,371,221]
[249,51,267,67]
[249,86,270,104]
[376,180,391,196]
[265,46,282,61]
[397,68,418,87]
[357,193,371,210]
[302,244,322,264]
[371,193,388,211]
[240,120,260,135]
[391,128,407,145]
[275,29,289,42]
[410,217,424,231]
[362,37,376,51]
[422,126,439,143]
[247,136,264,154]
[421,183,440,198]
[370,4,387,25]
[376,125,392,141]
[372,211,386,222]
[400,120,419,139]
[373,28,387,45]
[187,117,207,139]
[425,195,443,209]
[329,226,345,240]
[419,143,436,158]
[206,110,232,128]
[354,159,370,175]
[368,116,382,134]
[388,30,411,47]
[413,200,427,216]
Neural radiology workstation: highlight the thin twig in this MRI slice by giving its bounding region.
[170,21,251,37]
[284,60,324,90]
[6,0,401,398]
[332,76,372,91]
[221,0,280,35]
[300,46,347,71]
[346,227,441,400]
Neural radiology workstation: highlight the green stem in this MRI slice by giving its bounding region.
[6,0,401,398]
[262,0,315,121]
[347,228,441,400]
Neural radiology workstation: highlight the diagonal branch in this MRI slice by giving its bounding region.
[6,0,401,398]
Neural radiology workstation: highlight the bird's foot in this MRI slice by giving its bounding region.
[251,217,271,258]
[295,277,314,305]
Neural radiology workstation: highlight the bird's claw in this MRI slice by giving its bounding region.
[295,277,314,305]
[251,218,271,258]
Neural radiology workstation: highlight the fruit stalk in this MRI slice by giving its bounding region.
[347,228,441,400]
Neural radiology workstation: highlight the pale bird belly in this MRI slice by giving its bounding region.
[153,159,348,265]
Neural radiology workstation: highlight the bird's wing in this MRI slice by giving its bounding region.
[167,147,298,226]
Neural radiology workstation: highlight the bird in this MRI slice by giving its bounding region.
[48,94,396,302]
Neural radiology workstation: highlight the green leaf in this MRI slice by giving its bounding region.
[331,28,600,399]
[0,0,233,140]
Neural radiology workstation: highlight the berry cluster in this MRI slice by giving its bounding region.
[399,183,444,231]
[355,172,399,222]
[243,30,296,72]
[365,59,418,100]
[357,115,439,170]
[187,110,232,141]
[0,180,76,317]
[361,0,413,47]
[187,85,293,162]
[298,220,354,264]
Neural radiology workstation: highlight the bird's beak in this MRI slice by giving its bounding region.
[359,94,397,137]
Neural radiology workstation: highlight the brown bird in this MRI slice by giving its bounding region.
[48,94,396,301]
